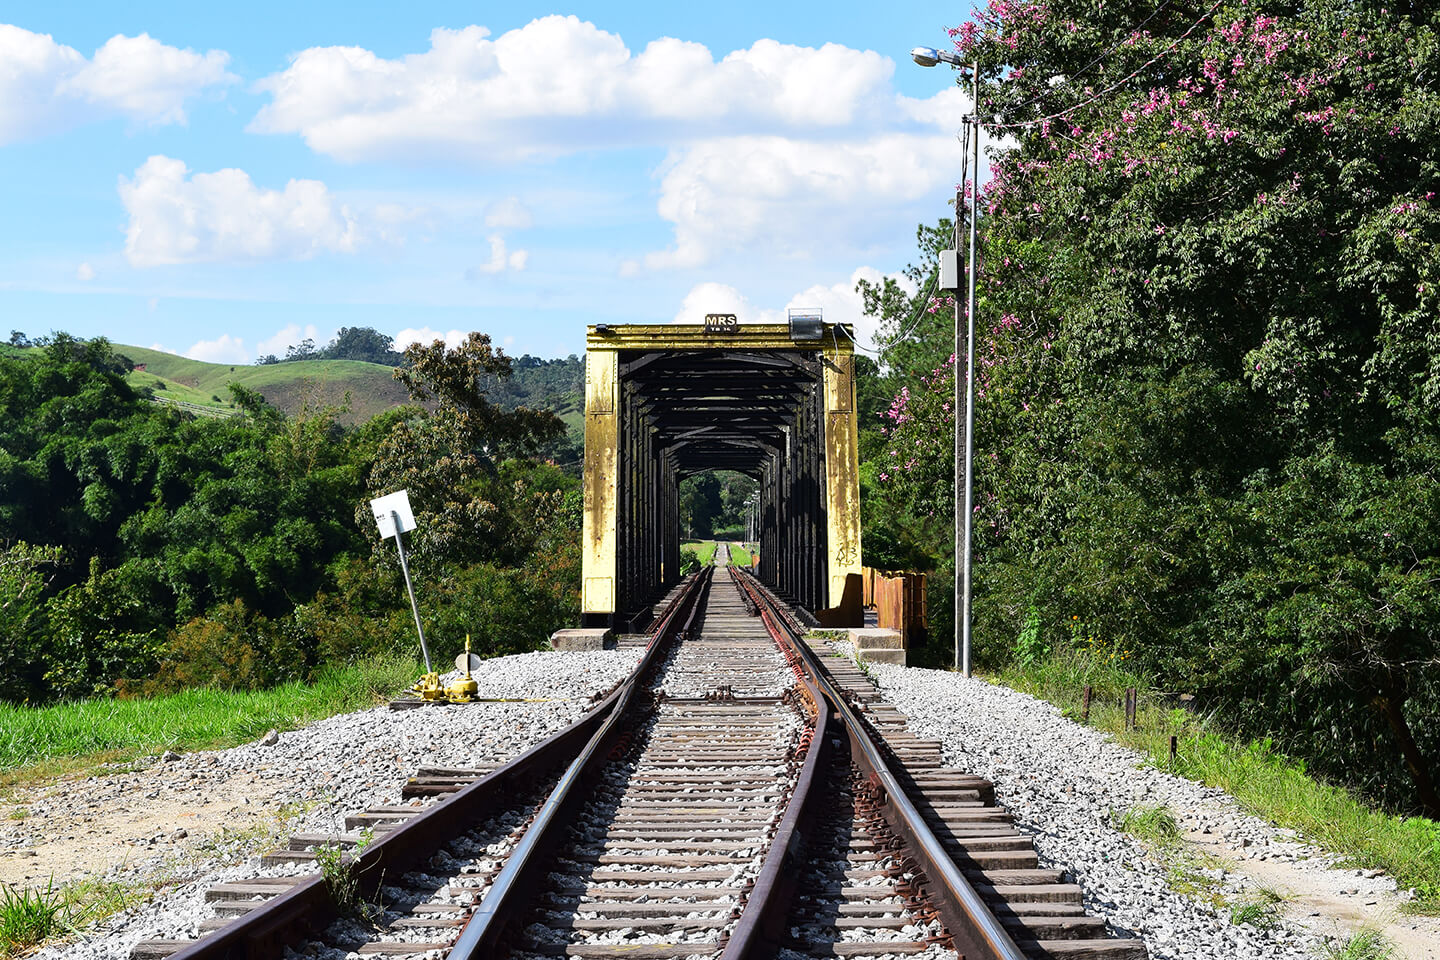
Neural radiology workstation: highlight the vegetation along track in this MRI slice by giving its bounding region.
[130,568,1145,960]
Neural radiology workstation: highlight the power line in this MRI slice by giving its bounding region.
[987,0,1226,131]
[1003,0,1181,116]
[849,118,969,360]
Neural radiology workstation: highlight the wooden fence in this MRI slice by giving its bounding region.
[861,567,928,646]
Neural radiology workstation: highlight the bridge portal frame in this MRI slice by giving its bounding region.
[581,323,860,625]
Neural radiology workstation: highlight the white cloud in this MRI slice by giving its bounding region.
[65,33,235,124]
[0,25,235,144]
[75,262,95,281]
[250,19,900,162]
[672,282,779,325]
[645,134,962,270]
[119,155,363,266]
[245,17,984,271]
[185,334,248,364]
[484,196,532,229]
[896,86,971,128]
[471,234,528,275]
[394,327,469,350]
[256,323,331,359]
[673,267,916,347]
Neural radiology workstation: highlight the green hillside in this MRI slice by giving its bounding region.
[120,345,411,424]
[9,338,582,434]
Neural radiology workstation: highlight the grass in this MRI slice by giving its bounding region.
[0,880,64,955]
[1111,801,1231,906]
[316,828,378,923]
[1114,803,1182,849]
[996,647,1440,913]
[683,539,756,567]
[1317,929,1396,960]
[0,657,419,787]
[682,541,719,567]
[128,370,233,410]
[0,877,132,958]
[1229,886,1284,930]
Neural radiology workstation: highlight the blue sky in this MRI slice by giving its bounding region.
[1,2,975,361]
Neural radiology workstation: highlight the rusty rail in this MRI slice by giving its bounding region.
[445,567,714,958]
[164,569,711,960]
[718,575,831,959]
[728,566,1029,960]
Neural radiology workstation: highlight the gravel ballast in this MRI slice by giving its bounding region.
[22,648,640,960]
[17,636,1432,960]
[852,655,1418,960]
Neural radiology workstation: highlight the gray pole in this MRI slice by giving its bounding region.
[960,61,981,678]
[392,510,433,674]
[953,185,963,675]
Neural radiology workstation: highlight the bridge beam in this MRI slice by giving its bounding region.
[822,345,862,608]
[581,348,619,626]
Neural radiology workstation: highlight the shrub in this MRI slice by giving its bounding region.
[679,547,700,576]
[145,599,316,694]
[43,558,164,701]
[422,554,578,662]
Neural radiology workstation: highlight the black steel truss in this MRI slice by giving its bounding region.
[611,349,829,618]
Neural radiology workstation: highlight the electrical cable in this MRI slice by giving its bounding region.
[845,115,969,359]
[844,270,943,359]
[987,0,1225,130]
[1002,0,1181,116]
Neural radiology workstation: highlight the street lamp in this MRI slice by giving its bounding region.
[909,46,964,68]
[913,46,981,679]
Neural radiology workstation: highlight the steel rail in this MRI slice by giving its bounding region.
[445,567,714,959]
[163,570,709,960]
[719,570,832,960]
[729,567,1029,960]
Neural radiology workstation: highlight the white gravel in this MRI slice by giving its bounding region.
[31,648,641,960]
[852,656,1396,960]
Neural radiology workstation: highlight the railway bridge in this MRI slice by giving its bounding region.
[580,321,862,628]
[129,324,1151,960]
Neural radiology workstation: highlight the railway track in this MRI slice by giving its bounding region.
[130,567,1146,960]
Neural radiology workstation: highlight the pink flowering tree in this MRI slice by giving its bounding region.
[867,0,1439,818]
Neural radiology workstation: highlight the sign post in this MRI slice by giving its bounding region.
[369,489,432,674]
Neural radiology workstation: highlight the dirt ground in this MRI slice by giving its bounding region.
[0,758,289,890]
[1183,826,1440,960]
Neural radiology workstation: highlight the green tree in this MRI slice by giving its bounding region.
[320,327,401,365]
[285,338,318,361]
[679,473,721,539]
[871,0,1440,813]
[716,472,758,535]
[0,542,63,701]
[365,333,565,566]
[0,335,380,699]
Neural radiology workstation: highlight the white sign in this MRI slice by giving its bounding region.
[369,490,417,540]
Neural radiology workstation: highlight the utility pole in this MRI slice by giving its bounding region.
[960,60,981,679]
[910,46,982,677]
[953,185,964,678]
